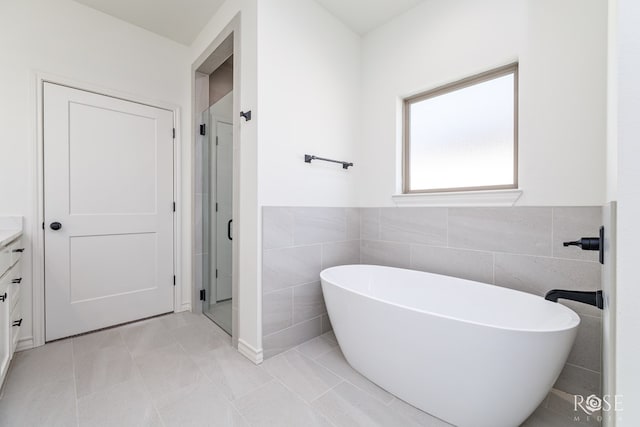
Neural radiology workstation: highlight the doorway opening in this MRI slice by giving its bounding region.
[194,34,235,336]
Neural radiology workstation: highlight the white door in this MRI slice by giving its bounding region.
[44,83,174,341]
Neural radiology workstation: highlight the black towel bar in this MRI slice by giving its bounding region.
[304,154,353,169]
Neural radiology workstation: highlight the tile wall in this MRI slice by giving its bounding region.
[262,206,603,400]
[262,208,360,358]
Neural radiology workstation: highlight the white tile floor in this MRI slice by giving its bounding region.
[0,312,593,427]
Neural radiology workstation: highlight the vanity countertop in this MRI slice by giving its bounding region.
[0,229,22,247]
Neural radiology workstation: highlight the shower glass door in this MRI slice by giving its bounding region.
[201,93,233,335]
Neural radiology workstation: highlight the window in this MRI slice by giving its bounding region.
[403,63,518,194]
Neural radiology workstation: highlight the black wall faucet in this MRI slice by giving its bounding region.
[545,289,603,310]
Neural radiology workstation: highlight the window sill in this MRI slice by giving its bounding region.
[391,189,523,207]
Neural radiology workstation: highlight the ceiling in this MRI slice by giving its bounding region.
[72,0,423,46]
[314,0,424,35]
[73,0,227,45]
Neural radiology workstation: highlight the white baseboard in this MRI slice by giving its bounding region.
[238,339,263,364]
[16,336,35,352]
[178,302,192,313]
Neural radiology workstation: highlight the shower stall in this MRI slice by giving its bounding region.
[198,91,233,334]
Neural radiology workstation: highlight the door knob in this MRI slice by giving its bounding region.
[50,222,62,231]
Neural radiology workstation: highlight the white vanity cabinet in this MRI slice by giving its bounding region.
[0,221,23,389]
[0,271,10,386]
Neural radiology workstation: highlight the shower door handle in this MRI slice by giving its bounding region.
[227,219,233,241]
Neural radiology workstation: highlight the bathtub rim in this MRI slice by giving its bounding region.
[321,264,581,334]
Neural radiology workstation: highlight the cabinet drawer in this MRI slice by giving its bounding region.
[0,273,8,305]
[9,278,20,312]
[9,261,22,312]
[8,237,24,267]
[0,274,10,387]
[10,301,21,355]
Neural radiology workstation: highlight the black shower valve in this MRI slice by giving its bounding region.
[563,237,600,251]
[562,226,605,265]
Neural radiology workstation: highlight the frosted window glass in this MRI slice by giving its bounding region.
[407,71,516,192]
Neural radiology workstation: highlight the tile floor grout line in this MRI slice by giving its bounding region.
[292,344,334,361]
[341,376,394,405]
[70,338,81,427]
[228,378,277,409]
[128,338,168,427]
[313,355,349,384]
[226,375,276,403]
[176,338,258,426]
[72,355,138,401]
[230,399,254,427]
[69,317,221,418]
[314,350,396,406]
[142,374,166,427]
[270,347,344,393]
[309,379,344,404]
[269,375,341,427]
[320,330,337,342]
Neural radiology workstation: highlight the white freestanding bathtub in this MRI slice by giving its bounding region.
[320,265,580,427]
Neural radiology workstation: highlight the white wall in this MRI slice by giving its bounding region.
[607,0,618,203]
[359,0,607,206]
[613,0,640,422]
[190,0,262,356]
[257,0,361,207]
[0,0,191,348]
[188,0,361,357]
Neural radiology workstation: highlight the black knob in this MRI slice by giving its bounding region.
[0,293,6,302]
[12,319,22,327]
[50,222,62,231]
[12,278,22,284]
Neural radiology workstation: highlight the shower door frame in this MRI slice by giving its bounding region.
[201,104,234,335]
[191,16,243,353]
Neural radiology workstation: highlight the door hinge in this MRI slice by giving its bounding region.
[215,202,218,212]
[216,136,219,146]
[199,124,206,136]
[172,128,176,139]
[199,289,206,301]
[42,222,44,230]
[173,275,176,286]
[215,269,218,278]
[173,202,176,212]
